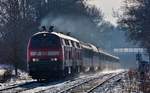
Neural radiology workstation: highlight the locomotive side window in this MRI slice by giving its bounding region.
[71,41,75,47]
[76,42,80,48]
[64,39,70,46]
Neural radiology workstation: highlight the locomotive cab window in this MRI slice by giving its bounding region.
[30,34,61,48]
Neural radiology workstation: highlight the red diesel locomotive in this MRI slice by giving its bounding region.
[27,29,119,80]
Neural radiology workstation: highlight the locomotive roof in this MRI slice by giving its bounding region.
[99,49,119,60]
[88,43,99,52]
[33,31,79,42]
[80,42,93,50]
[51,32,79,42]
[33,31,50,36]
[80,42,99,52]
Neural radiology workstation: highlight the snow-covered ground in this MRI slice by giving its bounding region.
[20,69,125,93]
[92,70,143,93]
[0,69,133,93]
[20,71,104,93]
[0,69,34,89]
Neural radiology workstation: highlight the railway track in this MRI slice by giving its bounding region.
[87,74,124,93]
[24,73,100,93]
[18,72,111,93]
[0,79,73,93]
[57,71,125,93]
[33,71,125,93]
[0,73,90,93]
[0,81,40,93]
[0,70,125,93]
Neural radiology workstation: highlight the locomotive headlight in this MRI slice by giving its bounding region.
[32,58,39,62]
[51,58,58,61]
[54,58,58,61]
[51,58,54,61]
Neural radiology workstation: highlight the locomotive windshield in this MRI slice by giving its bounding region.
[30,33,60,48]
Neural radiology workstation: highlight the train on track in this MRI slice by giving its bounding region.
[27,27,120,81]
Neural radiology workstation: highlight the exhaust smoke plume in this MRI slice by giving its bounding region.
[40,1,138,68]
[41,14,104,48]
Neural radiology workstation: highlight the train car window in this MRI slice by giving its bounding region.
[99,53,102,60]
[71,41,75,47]
[30,34,60,48]
[83,49,90,57]
[104,55,106,61]
[101,54,104,60]
[75,42,80,48]
[77,43,80,48]
[64,39,70,46]
[106,56,108,60]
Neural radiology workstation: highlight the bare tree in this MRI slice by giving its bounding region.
[0,0,37,75]
[118,0,150,59]
[0,0,104,76]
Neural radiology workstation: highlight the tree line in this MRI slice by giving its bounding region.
[0,0,103,75]
[1,0,149,75]
[118,0,150,59]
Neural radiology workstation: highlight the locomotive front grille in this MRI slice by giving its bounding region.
[28,61,63,78]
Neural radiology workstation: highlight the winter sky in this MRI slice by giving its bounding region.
[87,0,123,26]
